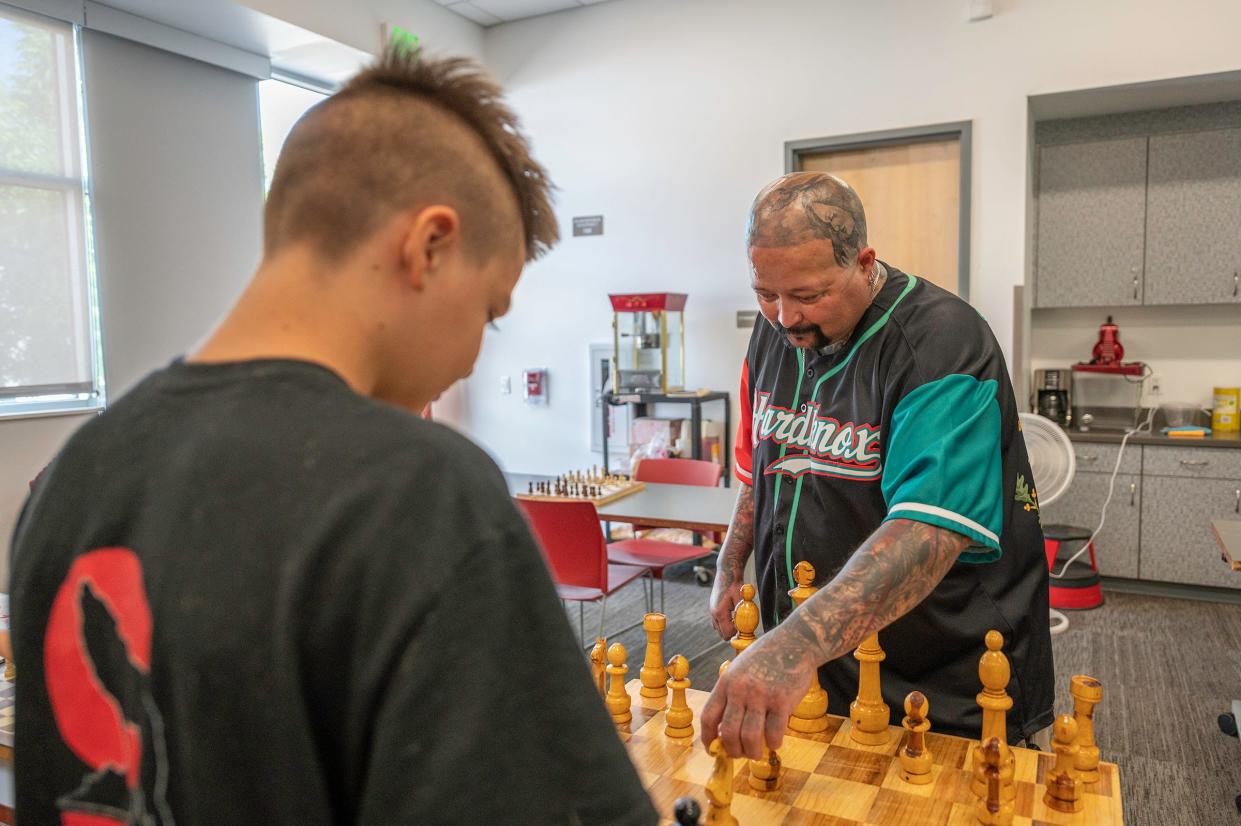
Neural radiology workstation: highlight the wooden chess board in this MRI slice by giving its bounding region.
[516,474,645,506]
[620,680,1124,826]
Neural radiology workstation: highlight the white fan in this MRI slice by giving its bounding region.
[1019,412,1076,635]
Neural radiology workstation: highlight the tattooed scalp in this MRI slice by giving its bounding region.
[747,172,868,268]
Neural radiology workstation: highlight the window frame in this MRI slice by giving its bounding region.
[0,4,104,421]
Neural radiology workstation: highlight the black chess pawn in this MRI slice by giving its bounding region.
[673,797,701,826]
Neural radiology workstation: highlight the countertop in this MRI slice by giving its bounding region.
[1066,428,1241,449]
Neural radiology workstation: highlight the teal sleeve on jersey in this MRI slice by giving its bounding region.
[881,373,1003,562]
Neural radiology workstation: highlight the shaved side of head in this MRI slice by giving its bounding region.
[264,47,558,266]
[747,172,868,267]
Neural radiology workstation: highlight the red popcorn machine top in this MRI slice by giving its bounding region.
[609,293,686,394]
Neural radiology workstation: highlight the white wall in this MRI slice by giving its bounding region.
[452,0,1241,476]
[237,0,484,61]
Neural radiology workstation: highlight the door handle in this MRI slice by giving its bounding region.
[1129,482,1137,506]
[1179,459,1210,468]
[1235,488,1240,513]
[1234,271,1238,298]
[1133,273,1140,301]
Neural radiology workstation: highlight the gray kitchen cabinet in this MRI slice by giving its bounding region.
[1036,137,1148,308]
[1145,128,1241,305]
[1071,442,1142,476]
[1140,476,1241,588]
[1040,472,1141,579]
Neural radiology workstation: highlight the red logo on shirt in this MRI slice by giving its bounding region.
[44,547,174,825]
[753,393,882,481]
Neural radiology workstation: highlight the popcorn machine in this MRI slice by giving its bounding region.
[609,293,686,394]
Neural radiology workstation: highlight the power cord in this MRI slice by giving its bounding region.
[1049,400,1157,579]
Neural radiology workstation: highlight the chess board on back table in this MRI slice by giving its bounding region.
[619,680,1123,826]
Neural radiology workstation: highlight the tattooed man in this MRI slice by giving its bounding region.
[700,172,1053,759]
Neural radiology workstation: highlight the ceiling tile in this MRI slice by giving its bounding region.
[442,2,505,25]
[470,0,582,23]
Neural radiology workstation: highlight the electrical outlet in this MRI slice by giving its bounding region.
[500,376,511,395]
[1149,374,1163,396]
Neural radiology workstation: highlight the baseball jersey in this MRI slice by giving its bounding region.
[735,264,1054,742]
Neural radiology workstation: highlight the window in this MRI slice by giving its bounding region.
[0,5,101,418]
[258,78,329,192]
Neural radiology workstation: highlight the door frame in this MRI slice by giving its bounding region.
[785,120,973,302]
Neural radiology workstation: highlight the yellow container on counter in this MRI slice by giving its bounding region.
[1213,387,1241,432]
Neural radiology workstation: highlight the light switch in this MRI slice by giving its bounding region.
[500,376,511,395]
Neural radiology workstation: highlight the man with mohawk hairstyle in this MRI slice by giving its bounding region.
[11,47,656,826]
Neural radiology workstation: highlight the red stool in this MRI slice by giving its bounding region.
[1043,524,1104,610]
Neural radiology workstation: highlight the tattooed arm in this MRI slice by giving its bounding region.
[700,518,970,759]
[708,483,755,639]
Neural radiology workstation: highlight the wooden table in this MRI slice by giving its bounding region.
[1212,519,1241,571]
[506,473,737,534]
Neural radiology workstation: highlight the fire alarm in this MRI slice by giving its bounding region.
[523,368,548,405]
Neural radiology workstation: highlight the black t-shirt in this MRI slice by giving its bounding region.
[11,359,656,826]
[735,265,1054,742]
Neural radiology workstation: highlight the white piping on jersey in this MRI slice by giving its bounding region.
[886,502,1000,545]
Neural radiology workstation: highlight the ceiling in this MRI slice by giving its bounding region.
[90,0,371,84]
[430,0,612,27]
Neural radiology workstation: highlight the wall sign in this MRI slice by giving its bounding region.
[573,215,604,237]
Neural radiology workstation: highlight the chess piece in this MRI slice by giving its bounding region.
[786,562,829,734]
[729,584,758,654]
[641,613,669,699]
[664,655,694,738]
[1044,714,1083,813]
[975,737,1013,825]
[705,739,738,826]
[673,797,702,826]
[589,638,607,697]
[1070,674,1103,784]
[605,643,632,726]
[899,691,933,784]
[971,630,1015,802]
[849,632,890,745]
[747,746,782,792]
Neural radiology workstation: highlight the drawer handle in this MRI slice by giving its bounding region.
[1179,459,1210,468]
[1133,274,1139,301]
[1234,271,1239,298]
[1129,482,1136,506]
[1235,489,1240,513]
[1075,454,1099,463]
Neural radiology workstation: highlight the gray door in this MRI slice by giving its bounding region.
[1035,137,1148,308]
[1146,128,1241,305]
[1140,476,1241,588]
[1039,472,1141,579]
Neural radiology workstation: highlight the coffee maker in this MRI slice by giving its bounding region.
[1034,368,1071,426]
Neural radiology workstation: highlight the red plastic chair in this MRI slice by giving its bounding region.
[630,457,723,487]
[607,458,723,611]
[518,498,652,646]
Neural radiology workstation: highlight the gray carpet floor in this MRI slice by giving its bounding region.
[571,566,1241,826]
